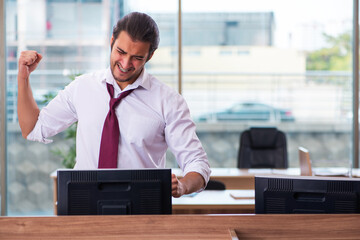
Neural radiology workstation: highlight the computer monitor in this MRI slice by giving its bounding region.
[57,168,172,215]
[255,175,360,213]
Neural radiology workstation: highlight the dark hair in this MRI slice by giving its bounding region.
[112,12,160,60]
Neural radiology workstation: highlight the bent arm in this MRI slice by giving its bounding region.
[165,93,211,198]
[17,51,43,138]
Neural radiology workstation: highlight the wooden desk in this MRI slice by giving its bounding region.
[172,190,255,214]
[51,168,357,189]
[172,168,299,189]
[1,214,360,239]
[51,167,358,214]
[175,167,360,189]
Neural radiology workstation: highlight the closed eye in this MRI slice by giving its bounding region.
[117,47,126,55]
[116,47,145,61]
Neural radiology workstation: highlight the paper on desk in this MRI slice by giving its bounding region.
[247,169,273,174]
[229,190,255,200]
[314,167,350,177]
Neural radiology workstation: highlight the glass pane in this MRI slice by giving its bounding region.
[6,0,177,215]
[182,0,353,168]
[125,0,179,167]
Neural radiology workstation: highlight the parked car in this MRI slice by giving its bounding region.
[196,102,295,122]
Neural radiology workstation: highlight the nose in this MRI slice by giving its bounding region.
[121,56,132,69]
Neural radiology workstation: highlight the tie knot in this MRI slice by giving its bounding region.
[106,83,134,110]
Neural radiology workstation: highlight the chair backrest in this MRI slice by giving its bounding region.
[237,127,288,168]
[205,180,226,190]
[298,146,313,176]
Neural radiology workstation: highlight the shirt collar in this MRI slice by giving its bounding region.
[102,67,151,97]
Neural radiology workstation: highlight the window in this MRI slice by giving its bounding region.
[4,0,178,216]
[182,0,353,168]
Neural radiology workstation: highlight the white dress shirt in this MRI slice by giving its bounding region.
[28,67,211,184]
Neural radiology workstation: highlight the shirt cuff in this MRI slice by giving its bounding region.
[26,121,53,144]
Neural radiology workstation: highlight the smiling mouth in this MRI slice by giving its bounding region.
[117,63,131,73]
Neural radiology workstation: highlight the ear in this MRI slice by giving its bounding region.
[110,36,114,47]
[146,51,155,62]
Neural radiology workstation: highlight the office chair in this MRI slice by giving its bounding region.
[237,127,288,168]
[205,180,226,190]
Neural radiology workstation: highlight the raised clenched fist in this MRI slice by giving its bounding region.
[18,51,43,80]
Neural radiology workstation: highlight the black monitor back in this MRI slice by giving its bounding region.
[57,169,172,215]
[255,175,360,214]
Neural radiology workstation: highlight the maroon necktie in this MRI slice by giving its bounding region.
[98,83,133,168]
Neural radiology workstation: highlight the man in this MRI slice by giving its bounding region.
[17,12,210,198]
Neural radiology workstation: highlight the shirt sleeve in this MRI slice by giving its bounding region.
[164,93,211,191]
[27,80,79,143]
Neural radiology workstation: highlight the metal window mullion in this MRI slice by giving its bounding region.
[178,0,182,94]
[0,0,7,216]
[353,0,359,169]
